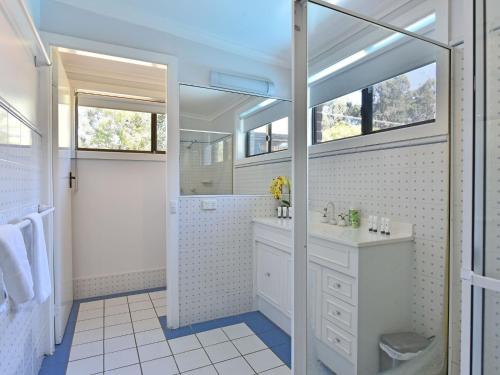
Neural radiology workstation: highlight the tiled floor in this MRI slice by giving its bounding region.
[39,289,291,375]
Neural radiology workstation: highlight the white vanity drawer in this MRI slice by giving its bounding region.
[322,293,356,335]
[321,319,356,363]
[309,237,356,276]
[322,268,357,306]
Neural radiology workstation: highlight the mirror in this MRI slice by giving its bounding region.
[179,84,291,195]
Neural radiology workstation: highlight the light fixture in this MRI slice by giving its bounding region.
[58,47,166,70]
[308,13,436,84]
[210,71,275,96]
[239,98,278,118]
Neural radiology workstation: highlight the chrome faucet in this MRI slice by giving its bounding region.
[326,201,337,225]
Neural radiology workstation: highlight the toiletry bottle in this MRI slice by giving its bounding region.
[288,207,293,219]
[282,206,288,219]
[373,216,378,232]
[380,217,386,234]
[277,206,282,219]
[349,205,360,228]
[385,218,391,235]
[368,216,373,232]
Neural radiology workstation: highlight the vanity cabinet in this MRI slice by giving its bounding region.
[253,217,414,375]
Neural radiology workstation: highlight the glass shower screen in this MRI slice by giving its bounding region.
[304,2,450,374]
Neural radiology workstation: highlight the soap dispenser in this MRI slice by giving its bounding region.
[321,208,329,223]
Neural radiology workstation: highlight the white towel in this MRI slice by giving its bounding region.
[24,213,51,303]
[0,225,34,304]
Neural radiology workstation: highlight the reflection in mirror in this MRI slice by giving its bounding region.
[179,84,291,195]
[307,2,449,375]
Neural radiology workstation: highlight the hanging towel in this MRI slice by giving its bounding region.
[0,225,34,305]
[24,213,51,303]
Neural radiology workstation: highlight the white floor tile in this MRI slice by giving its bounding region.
[174,348,211,373]
[196,328,228,347]
[149,291,166,300]
[135,329,166,346]
[66,355,104,375]
[127,293,150,303]
[105,313,131,327]
[259,365,291,375]
[75,318,104,333]
[104,364,141,375]
[104,348,139,371]
[73,328,104,345]
[141,356,178,375]
[105,304,130,316]
[168,335,201,354]
[137,341,172,362]
[222,323,253,340]
[214,357,255,375]
[131,308,156,322]
[129,300,153,312]
[245,349,283,373]
[132,318,161,333]
[152,298,166,308]
[104,334,136,353]
[78,309,104,321]
[181,365,218,375]
[69,341,103,361]
[79,300,104,312]
[155,306,167,317]
[105,297,128,307]
[204,341,240,363]
[232,335,267,355]
[105,323,133,339]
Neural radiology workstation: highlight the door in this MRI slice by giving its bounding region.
[51,49,74,344]
[462,1,500,373]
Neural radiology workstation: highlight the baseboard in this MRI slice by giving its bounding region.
[73,268,166,299]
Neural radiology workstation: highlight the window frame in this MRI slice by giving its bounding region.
[311,64,437,145]
[75,96,166,154]
[245,118,289,158]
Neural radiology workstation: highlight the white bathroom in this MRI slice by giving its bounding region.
[0,1,492,375]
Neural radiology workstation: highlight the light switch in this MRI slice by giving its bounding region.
[201,199,217,210]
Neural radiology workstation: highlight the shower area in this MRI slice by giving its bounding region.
[292,1,451,374]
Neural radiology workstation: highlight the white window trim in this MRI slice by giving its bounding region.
[75,150,166,162]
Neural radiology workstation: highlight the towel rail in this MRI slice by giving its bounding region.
[15,206,55,230]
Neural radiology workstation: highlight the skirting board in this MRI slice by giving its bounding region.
[73,268,166,299]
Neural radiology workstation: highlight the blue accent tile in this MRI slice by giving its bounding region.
[243,312,279,334]
[258,327,290,348]
[163,324,194,339]
[271,342,292,368]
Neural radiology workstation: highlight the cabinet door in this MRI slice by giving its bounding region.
[256,242,283,308]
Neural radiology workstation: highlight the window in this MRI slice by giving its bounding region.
[312,63,436,144]
[77,105,166,153]
[246,117,289,157]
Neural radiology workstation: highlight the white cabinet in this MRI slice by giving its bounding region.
[253,217,414,375]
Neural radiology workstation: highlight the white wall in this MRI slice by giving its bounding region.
[72,158,167,298]
[0,4,51,375]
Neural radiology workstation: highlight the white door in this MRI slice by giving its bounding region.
[462,1,500,373]
[51,49,74,344]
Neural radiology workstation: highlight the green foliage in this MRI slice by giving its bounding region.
[78,106,151,151]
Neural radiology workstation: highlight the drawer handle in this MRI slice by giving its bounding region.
[335,310,341,316]
[265,272,271,277]
[335,283,342,289]
[335,337,341,343]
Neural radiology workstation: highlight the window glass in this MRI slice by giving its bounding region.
[313,91,362,143]
[372,63,436,131]
[271,117,289,152]
[214,140,224,163]
[78,106,151,151]
[247,124,269,156]
[157,113,167,151]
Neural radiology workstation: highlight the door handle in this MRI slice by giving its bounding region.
[69,172,76,188]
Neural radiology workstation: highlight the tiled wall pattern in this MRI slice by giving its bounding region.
[234,143,449,340]
[234,159,291,195]
[73,268,167,299]
[0,114,49,375]
[178,195,276,326]
[449,46,464,375]
[180,139,233,195]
